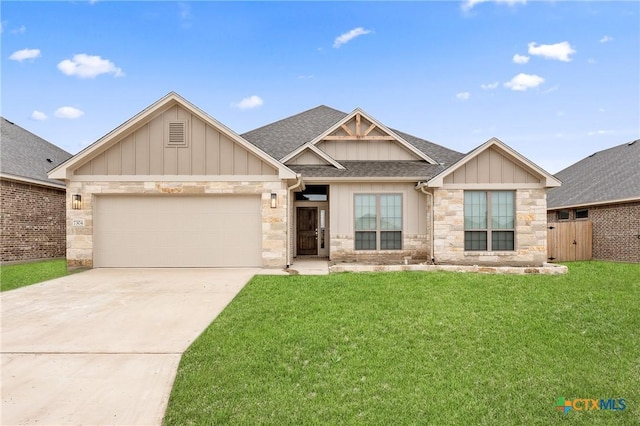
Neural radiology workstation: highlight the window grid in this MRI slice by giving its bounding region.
[355,194,402,250]
[464,191,515,251]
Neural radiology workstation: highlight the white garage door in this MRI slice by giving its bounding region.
[93,195,262,267]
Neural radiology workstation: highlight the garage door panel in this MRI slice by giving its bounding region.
[94,196,262,267]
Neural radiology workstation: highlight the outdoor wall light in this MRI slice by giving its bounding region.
[270,193,277,208]
[72,194,82,210]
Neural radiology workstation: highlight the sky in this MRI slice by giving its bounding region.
[2,0,639,174]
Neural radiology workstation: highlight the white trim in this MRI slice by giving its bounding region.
[0,173,66,190]
[548,197,640,210]
[285,143,345,169]
[285,108,438,165]
[439,183,546,190]
[426,137,561,188]
[69,175,282,182]
[48,92,296,181]
[299,176,429,183]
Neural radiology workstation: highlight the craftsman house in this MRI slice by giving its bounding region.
[49,92,560,269]
[1,117,72,262]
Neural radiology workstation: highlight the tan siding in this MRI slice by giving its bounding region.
[287,150,328,165]
[317,140,418,161]
[121,134,135,175]
[442,147,543,185]
[330,182,426,235]
[71,104,278,177]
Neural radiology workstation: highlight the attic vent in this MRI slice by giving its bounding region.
[167,121,187,147]
[629,140,637,146]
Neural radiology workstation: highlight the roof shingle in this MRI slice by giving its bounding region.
[547,140,640,208]
[1,117,72,187]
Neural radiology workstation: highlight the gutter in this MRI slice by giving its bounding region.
[286,174,305,268]
[415,181,435,264]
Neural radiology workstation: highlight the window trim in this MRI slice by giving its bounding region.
[354,193,403,251]
[464,190,515,252]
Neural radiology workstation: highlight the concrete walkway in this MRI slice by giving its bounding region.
[1,268,257,425]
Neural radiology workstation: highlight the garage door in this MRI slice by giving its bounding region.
[93,195,262,267]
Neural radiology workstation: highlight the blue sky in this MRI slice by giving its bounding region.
[2,0,638,173]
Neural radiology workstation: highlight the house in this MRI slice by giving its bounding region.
[48,92,560,269]
[1,117,72,263]
[547,140,640,263]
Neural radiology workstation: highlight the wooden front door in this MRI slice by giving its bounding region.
[297,207,318,255]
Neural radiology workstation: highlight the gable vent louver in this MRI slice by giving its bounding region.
[167,121,187,146]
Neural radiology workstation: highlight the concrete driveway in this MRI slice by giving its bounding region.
[1,268,257,425]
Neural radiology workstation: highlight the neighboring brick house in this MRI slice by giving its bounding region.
[547,140,640,263]
[49,92,560,269]
[1,117,72,263]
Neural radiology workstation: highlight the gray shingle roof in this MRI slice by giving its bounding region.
[241,105,464,167]
[289,161,447,178]
[547,140,640,208]
[1,117,72,187]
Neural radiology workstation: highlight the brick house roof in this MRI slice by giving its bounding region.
[1,117,72,188]
[547,139,640,209]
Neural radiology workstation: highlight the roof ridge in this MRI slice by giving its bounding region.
[241,105,347,136]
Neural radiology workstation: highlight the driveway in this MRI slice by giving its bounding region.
[1,268,257,425]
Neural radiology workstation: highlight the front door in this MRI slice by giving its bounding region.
[297,207,318,255]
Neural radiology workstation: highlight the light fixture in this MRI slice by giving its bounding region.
[72,194,82,210]
[270,193,277,208]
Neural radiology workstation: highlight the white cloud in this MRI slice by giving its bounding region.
[298,74,314,79]
[599,108,605,112]
[233,95,264,110]
[11,25,26,34]
[600,35,613,43]
[587,130,611,136]
[9,48,41,62]
[333,27,372,48]
[512,54,530,64]
[31,110,47,121]
[587,58,596,64]
[504,73,544,91]
[55,106,84,119]
[57,54,124,78]
[462,0,526,12]
[527,41,576,62]
[480,82,499,90]
[456,92,471,100]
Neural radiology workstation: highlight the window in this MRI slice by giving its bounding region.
[355,194,402,250]
[464,191,515,251]
[557,210,570,220]
[575,208,589,219]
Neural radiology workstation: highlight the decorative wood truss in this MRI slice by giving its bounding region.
[323,112,395,140]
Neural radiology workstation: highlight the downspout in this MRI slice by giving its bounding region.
[286,174,304,268]
[415,181,435,264]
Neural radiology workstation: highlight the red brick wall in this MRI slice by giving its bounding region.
[1,179,67,262]
[548,201,640,263]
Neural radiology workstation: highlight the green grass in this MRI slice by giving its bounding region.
[164,261,640,425]
[0,259,70,292]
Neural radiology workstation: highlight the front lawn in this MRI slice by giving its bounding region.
[0,259,69,292]
[164,261,639,425]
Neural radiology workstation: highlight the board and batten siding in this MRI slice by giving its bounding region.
[329,182,427,236]
[316,140,419,162]
[444,147,541,184]
[73,105,277,176]
[286,150,330,165]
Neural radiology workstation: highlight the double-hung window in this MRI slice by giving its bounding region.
[464,191,515,251]
[354,194,402,250]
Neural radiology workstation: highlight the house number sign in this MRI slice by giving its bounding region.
[72,219,85,227]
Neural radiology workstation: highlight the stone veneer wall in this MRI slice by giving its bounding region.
[1,179,67,262]
[433,188,548,266]
[548,201,640,263]
[330,234,431,264]
[66,180,288,269]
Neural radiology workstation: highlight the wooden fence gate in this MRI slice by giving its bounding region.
[547,221,592,262]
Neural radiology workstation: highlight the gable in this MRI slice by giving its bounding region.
[73,104,277,176]
[286,149,332,166]
[443,147,540,185]
[427,138,560,188]
[49,93,295,180]
[315,112,422,161]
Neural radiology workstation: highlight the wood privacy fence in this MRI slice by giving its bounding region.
[547,221,592,262]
